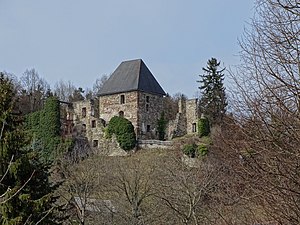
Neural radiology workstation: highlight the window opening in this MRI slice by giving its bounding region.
[82,107,87,117]
[192,123,197,132]
[91,120,96,128]
[82,124,86,133]
[120,95,125,104]
[93,140,98,147]
[119,111,124,117]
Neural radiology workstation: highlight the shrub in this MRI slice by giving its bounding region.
[197,143,208,156]
[182,143,197,158]
[107,116,136,151]
[157,111,168,140]
[198,117,210,137]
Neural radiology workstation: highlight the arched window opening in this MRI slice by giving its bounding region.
[119,111,124,117]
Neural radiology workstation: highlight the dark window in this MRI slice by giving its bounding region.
[91,120,96,128]
[100,119,106,127]
[147,125,151,132]
[146,104,149,112]
[93,140,98,147]
[82,107,87,117]
[82,124,86,133]
[146,96,150,103]
[192,123,197,132]
[120,95,125,104]
[119,111,124,117]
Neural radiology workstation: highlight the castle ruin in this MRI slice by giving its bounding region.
[64,59,199,151]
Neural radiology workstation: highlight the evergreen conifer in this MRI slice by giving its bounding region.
[0,73,64,224]
[197,58,227,125]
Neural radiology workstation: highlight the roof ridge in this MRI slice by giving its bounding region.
[98,59,166,96]
[137,59,143,90]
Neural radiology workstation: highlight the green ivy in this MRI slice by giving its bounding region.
[107,116,136,151]
[25,97,71,162]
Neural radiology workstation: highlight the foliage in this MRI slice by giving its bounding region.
[182,143,197,158]
[107,116,136,151]
[197,144,208,156]
[0,73,64,224]
[157,112,168,140]
[198,117,210,137]
[25,96,69,162]
[197,58,227,125]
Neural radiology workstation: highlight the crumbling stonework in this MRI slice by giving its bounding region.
[62,59,200,153]
[186,99,198,134]
[166,97,199,139]
[137,92,164,139]
[99,91,139,131]
[99,91,164,140]
[71,99,105,148]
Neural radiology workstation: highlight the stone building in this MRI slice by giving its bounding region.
[64,59,200,149]
[98,59,166,139]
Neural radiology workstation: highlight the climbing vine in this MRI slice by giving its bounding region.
[107,116,136,151]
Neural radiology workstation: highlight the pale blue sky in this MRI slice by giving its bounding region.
[0,0,254,98]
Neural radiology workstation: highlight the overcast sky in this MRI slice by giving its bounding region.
[0,0,254,98]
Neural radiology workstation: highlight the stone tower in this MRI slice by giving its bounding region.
[98,59,166,139]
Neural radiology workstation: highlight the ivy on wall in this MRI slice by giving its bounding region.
[107,116,136,151]
[25,97,71,162]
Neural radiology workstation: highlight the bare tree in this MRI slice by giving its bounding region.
[218,0,300,224]
[105,160,158,225]
[92,74,108,97]
[19,68,50,113]
[59,158,99,225]
[53,80,76,102]
[157,156,220,225]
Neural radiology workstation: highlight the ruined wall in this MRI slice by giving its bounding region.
[99,91,164,139]
[166,98,199,139]
[137,92,164,139]
[99,91,138,129]
[71,99,105,149]
[186,99,198,134]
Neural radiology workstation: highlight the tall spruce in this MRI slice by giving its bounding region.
[0,73,64,224]
[197,58,227,125]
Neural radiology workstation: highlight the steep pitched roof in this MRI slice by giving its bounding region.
[98,59,166,96]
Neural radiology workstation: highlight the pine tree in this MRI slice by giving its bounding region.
[0,73,64,224]
[197,58,227,125]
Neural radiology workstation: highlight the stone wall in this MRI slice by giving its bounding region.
[137,92,164,139]
[99,91,139,130]
[71,99,105,148]
[166,98,199,139]
[99,91,164,140]
[186,99,198,134]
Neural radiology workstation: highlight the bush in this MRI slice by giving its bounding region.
[182,143,197,158]
[157,112,168,140]
[197,144,208,156]
[198,117,210,137]
[107,116,136,151]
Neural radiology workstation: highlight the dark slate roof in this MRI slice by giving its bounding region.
[98,59,166,96]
